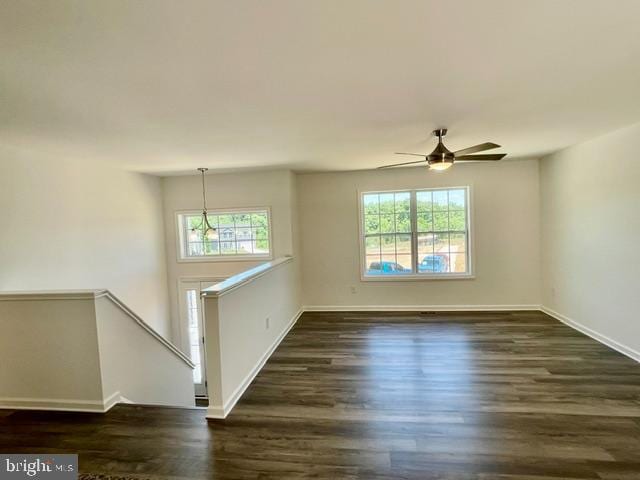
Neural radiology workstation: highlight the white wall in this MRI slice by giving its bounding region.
[297,159,541,308]
[540,122,640,357]
[0,148,171,336]
[161,170,298,349]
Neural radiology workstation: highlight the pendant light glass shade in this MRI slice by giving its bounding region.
[204,216,218,240]
[188,229,200,242]
[205,228,218,240]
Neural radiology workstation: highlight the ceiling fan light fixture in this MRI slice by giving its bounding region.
[429,161,453,171]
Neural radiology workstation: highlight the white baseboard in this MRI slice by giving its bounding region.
[303,304,541,312]
[0,391,189,414]
[0,391,122,413]
[6,305,636,418]
[541,306,640,363]
[102,391,123,412]
[206,308,304,420]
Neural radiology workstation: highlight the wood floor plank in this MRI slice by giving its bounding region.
[1,310,639,479]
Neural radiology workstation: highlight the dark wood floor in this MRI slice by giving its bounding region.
[2,311,640,479]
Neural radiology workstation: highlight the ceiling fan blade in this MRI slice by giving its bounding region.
[394,152,427,157]
[453,142,501,156]
[455,153,507,162]
[378,159,427,169]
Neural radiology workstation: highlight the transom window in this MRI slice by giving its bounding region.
[177,208,271,261]
[360,187,471,278]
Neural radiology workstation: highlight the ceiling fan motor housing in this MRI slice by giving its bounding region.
[428,130,455,166]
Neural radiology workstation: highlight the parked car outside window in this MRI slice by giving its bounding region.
[418,254,449,273]
[367,261,410,275]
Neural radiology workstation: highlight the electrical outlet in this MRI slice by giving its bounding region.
[265,317,270,329]
[350,286,357,294]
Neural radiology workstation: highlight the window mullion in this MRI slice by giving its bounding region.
[410,190,418,274]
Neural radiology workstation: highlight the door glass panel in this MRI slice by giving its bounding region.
[186,289,202,384]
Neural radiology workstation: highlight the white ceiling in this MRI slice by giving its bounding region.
[2,0,640,174]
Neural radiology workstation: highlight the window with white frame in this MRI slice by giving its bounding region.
[361,187,471,278]
[177,208,271,260]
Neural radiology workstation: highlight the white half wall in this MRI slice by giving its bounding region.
[0,295,104,410]
[0,147,171,336]
[203,257,302,418]
[0,291,195,412]
[95,294,195,408]
[540,122,640,358]
[297,160,541,308]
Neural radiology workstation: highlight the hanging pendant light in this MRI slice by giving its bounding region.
[192,168,218,241]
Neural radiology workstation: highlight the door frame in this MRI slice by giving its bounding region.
[178,277,225,398]
[176,276,226,353]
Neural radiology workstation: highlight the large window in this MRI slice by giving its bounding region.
[177,208,271,261]
[361,187,471,279]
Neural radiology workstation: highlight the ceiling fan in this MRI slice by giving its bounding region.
[378,129,506,171]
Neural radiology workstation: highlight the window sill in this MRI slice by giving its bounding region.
[177,254,273,264]
[360,273,475,282]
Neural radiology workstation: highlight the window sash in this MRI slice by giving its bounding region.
[177,208,272,261]
[360,188,471,277]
